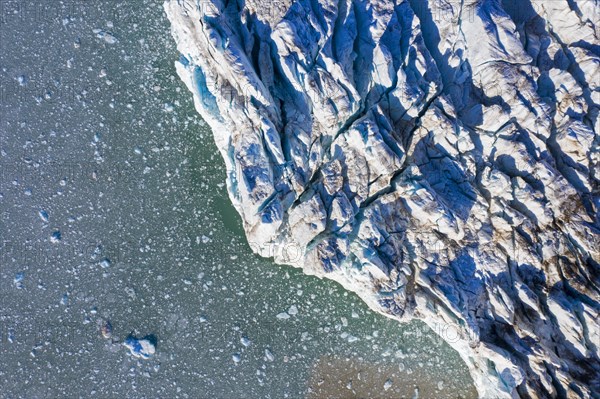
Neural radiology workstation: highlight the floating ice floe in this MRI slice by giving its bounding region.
[123,334,156,359]
[13,273,24,289]
[100,320,113,339]
[50,230,61,243]
[92,29,118,44]
[264,348,275,362]
[38,210,48,222]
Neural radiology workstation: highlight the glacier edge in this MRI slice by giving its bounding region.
[164,0,600,397]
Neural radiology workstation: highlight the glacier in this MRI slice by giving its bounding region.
[164,0,600,397]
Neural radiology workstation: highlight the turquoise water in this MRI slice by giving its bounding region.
[0,1,476,397]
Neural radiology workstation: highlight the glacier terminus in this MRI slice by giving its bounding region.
[164,0,600,397]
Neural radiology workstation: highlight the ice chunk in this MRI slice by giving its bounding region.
[13,273,24,289]
[38,210,48,222]
[276,312,290,320]
[383,379,393,391]
[50,231,61,243]
[123,335,156,359]
[92,29,118,44]
[100,320,112,339]
[264,348,275,362]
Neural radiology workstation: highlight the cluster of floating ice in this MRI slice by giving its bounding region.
[164,0,599,397]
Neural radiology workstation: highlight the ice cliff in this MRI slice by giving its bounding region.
[164,0,600,397]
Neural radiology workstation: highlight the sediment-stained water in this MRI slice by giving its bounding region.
[0,1,476,398]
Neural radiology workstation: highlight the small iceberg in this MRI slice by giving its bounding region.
[92,29,118,44]
[38,210,49,222]
[123,334,156,359]
[100,320,113,339]
[50,230,61,243]
[14,272,24,289]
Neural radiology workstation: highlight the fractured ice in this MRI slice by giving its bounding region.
[164,0,600,397]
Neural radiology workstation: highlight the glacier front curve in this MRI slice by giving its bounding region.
[164,0,600,397]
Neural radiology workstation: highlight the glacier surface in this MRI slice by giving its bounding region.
[164,0,600,397]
